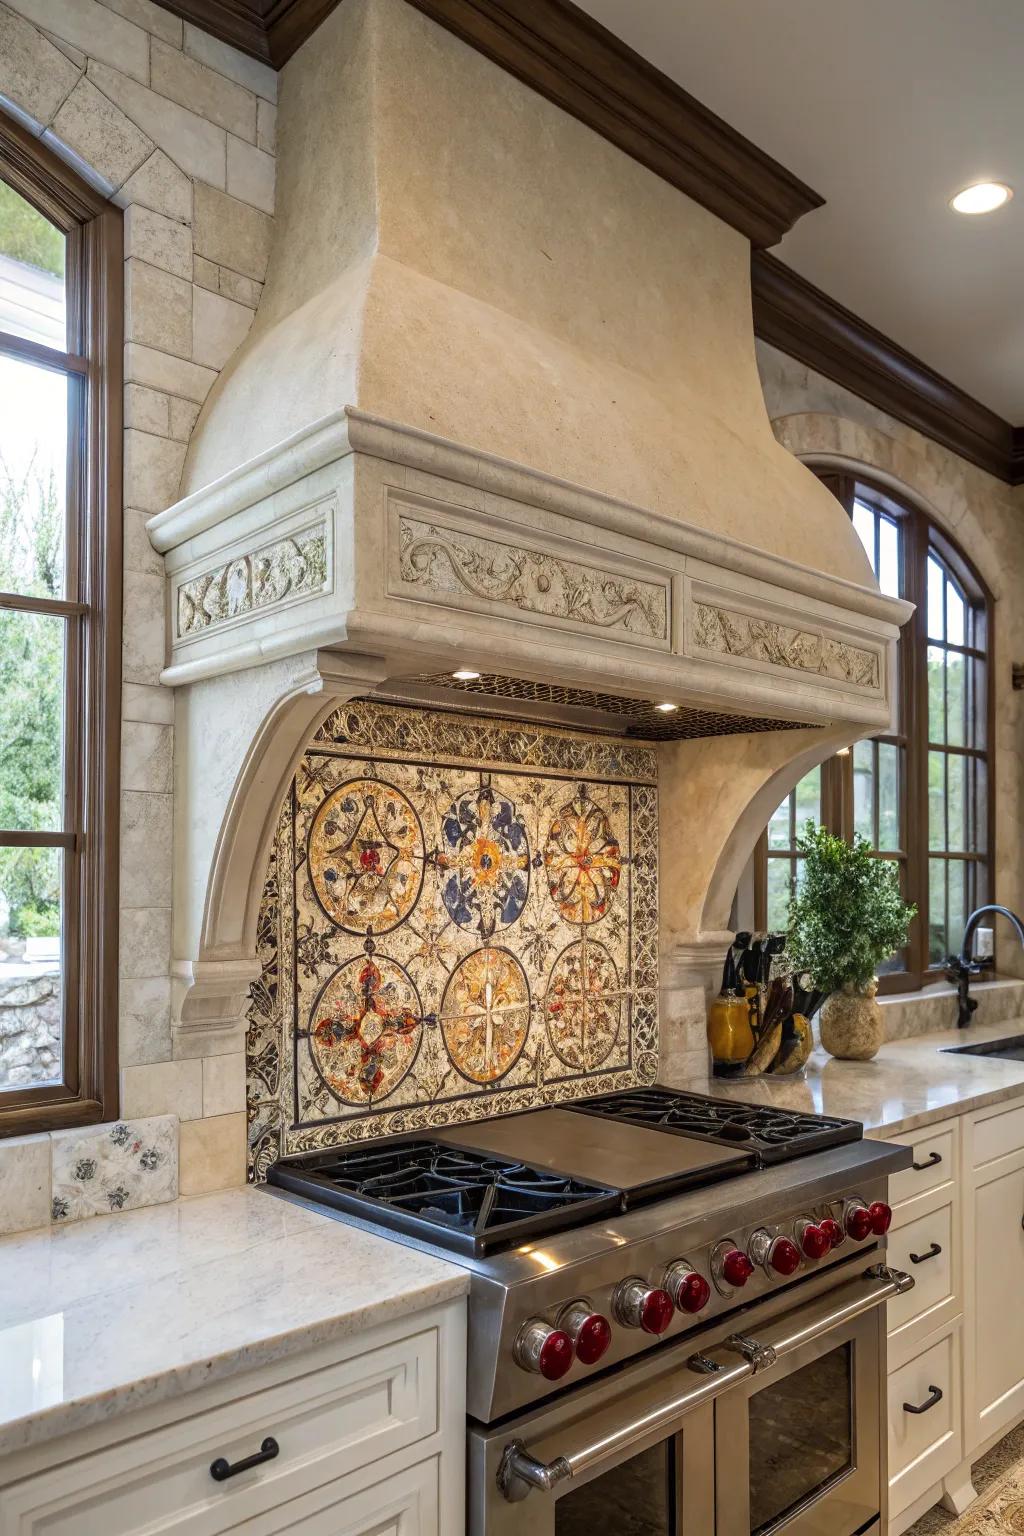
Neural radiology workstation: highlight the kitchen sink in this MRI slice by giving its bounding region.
[941,1034,1024,1060]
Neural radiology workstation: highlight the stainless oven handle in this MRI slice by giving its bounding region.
[497,1264,913,1504]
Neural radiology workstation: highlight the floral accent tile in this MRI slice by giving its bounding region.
[246,699,659,1177]
[50,1116,178,1223]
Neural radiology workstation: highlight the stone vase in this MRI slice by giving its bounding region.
[819,980,884,1061]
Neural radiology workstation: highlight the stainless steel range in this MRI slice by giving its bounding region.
[269,1088,913,1536]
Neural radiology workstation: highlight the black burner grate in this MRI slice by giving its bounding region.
[269,1139,621,1256]
[571,1088,862,1165]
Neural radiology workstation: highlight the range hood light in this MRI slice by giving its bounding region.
[452,668,481,681]
[655,702,679,713]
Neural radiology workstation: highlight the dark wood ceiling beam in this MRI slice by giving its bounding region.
[752,251,1022,487]
[150,0,822,246]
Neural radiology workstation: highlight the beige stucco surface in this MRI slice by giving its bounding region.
[183,0,873,587]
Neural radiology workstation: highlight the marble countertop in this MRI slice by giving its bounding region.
[0,1186,467,1459]
[661,1018,1024,1138]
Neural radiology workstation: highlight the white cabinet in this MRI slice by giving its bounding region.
[965,1104,1024,1451]
[0,1300,465,1536]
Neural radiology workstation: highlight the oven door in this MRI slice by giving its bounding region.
[715,1301,882,1536]
[470,1264,909,1536]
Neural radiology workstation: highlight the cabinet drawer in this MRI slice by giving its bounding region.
[888,1329,960,1517]
[2,1329,437,1536]
[973,1101,1024,1168]
[889,1124,956,1207]
[887,1203,954,1338]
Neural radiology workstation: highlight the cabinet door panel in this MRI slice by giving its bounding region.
[974,1161,1024,1441]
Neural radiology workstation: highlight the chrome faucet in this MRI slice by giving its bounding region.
[947,905,1024,1027]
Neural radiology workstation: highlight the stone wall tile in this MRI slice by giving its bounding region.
[122,681,174,726]
[121,789,173,907]
[44,30,87,70]
[192,253,218,292]
[0,5,81,130]
[50,76,152,192]
[102,0,182,48]
[256,99,275,154]
[192,180,271,280]
[125,203,192,279]
[124,381,170,435]
[179,1112,245,1195]
[122,569,166,683]
[183,22,277,102]
[168,396,201,441]
[225,133,274,213]
[124,340,216,404]
[125,257,192,356]
[88,58,227,188]
[124,506,165,576]
[118,148,192,222]
[51,1116,178,1221]
[118,906,171,977]
[0,1135,51,1237]
[119,977,173,1066]
[202,1051,245,1116]
[4,0,149,82]
[122,720,173,792]
[121,1060,202,1121]
[151,38,257,143]
[124,426,186,512]
[192,284,253,369]
[217,267,261,308]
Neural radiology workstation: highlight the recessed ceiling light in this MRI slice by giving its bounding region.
[655,702,678,713]
[451,668,481,682]
[950,181,1012,215]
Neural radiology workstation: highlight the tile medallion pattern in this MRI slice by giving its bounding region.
[246,700,658,1178]
[50,1116,178,1223]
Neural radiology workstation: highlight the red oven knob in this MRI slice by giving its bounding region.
[714,1245,755,1293]
[664,1261,712,1315]
[558,1300,613,1366]
[767,1236,801,1276]
[514,1319,574,1380]
[613,1277,675,1335]
[819,1216,845,1249]
[868,1200,893,1235]
[796,1219,831,1261]
[845,1201,874,1242]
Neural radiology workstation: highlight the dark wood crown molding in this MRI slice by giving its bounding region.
[752,251,1024,487]
[153,0,823,247]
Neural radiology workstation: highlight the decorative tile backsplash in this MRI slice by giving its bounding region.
[50,1116,179,1223]
[246,700,659,1179]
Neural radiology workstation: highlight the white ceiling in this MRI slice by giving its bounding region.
[577,0,1024,420]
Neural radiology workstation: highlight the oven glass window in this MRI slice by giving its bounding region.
[555,1439,673,1535]
[748,1343,853,1534]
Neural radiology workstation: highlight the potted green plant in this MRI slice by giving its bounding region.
[787,823,917,1060]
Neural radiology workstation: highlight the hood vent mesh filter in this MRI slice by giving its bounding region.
[401,673,817,742]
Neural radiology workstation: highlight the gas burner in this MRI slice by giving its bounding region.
[269,1139,620,1256]
[571,1088,861,1164]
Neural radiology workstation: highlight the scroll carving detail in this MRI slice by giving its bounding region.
[693,603,879,689]
[177,519,329,638]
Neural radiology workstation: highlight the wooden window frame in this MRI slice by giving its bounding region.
[0,114,122,1135]
[754,471,994,995]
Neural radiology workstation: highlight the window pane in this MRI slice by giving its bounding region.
[793,766,821,828]
[945,651,966,747]
[948,860,966,961]
[929,858,948,965]
[0,845,62,1089]
[946,582,966,646]
[947,754,967,851]
[876,859,906,973]
[877,516,899,597]
[0,355,67,598]
[766,859,792,929]
[853,740,874,842]
[0,180,66,349]
[878,743,899,851]
[928,751,946,850]
[0,611,65,833]
[927,555,945,641]
[852,502,875,569]
[767,793,792,850]
[927,647,945,743]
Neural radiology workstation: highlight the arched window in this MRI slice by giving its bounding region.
[754,472,992,991]
[0,114,121,1130]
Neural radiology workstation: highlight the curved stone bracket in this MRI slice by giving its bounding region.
[172,649,388,1032]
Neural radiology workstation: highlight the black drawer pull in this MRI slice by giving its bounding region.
[903,1386,943,1416]
[912,1151,942,1172]
[909,1242,942,1265]
[210,1437,279,1482]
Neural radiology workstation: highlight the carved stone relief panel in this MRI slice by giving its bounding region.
[692,602,881,690]
[246,699,658,1178]
[176,507,331,639]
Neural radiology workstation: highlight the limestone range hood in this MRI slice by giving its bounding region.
[146,0,911,1038]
